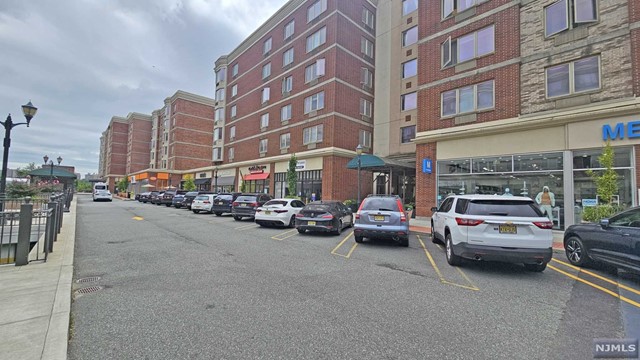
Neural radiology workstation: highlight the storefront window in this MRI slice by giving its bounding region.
[245,180,270,194]
[274,170,322,201]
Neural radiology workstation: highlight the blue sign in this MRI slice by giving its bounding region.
[422,159,432,174]
[582,199,597,207]
[603,121,640,141]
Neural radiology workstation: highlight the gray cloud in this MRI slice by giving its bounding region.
[0,0,287,176]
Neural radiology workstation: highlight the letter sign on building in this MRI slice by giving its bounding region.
[602,121,640,141]
[422,159,432,174]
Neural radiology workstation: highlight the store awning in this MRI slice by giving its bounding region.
[346,154,413,172]
[28,167,77,179]
[194,178,211,185]
[243,173,270,181]
[215,176,235,186]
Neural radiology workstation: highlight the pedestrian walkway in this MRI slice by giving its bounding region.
[0,198,76,360]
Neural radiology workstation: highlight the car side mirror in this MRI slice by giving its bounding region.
[430,207,438,212]
[600,219,610,228]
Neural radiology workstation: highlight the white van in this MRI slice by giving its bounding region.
[93,182,112,202]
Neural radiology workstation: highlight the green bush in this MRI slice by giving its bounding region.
[581,205,621,223]
[6,182,40,198]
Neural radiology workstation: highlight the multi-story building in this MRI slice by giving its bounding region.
[98,116,128,192]
[408,0,640,229]
[213,0,376,202]
[125,112,152,176]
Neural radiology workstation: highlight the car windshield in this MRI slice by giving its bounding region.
[304,204,331,212]
[361,198,400,212]
[94,185,106,190]
[216,195,233,201]
[186,192,198,196]
[264,200,288,207]
[466,200,543,217]
[237,196,257,202]
[195,195,209,200]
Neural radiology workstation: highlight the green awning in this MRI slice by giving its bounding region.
[28,167,77,179]
[346,154,413,171]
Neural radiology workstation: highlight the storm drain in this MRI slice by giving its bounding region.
[74,286,103,295]
[76,276,101,283]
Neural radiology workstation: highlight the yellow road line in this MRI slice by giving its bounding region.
[418,235,479,291]
[271,229,298,241]
[132,216,143,221]
[548,264,640,309]
[551,258,640,297]
[331,231,356,258]
[234,223,259,230]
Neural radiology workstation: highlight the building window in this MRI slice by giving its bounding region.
[228,147,234,160]
[216,88,225,101]
[305,58,326,83]
[231,105,237,118]
[213,147,221,161]
[304,91,325,113]
[280,133,291,149]
[282,75,293,94]
[360,99,372,117]
[401,92,417,111]
[441,80,494,117]
[262,63,271,79]
[216,68,226,83]
[262,87,271,103]
[231,84,238,97]
[402,59,417,78]
[307,0,327,22]
[361,67,373,88]
[232,63,238,77]
[403,0,418,15]
[442,25,494,68]
[361,37,374,58]
[546,56,600,98]
[362,7,375,29]
[283,48,294,67]
[303,124,323,144]
[213,127,223,141]
[545,0,597,38]
[263,37,272,55]
[284,19,295,39]
[215,108,225,122]
[401,126,416,143]
[306,27,327,52]
[281,104,292,121]
[443,0,488,19]
[260,113,269,129]
[359,130,372,148]
[259,139,268,153]
[402,26,418,47]
[230,126,236,139]
[162,160,167,168]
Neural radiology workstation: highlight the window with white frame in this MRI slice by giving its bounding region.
[259,139,268,153]
[545,0,597,37]
[231,105,237,118]
[402,26,418,47]
[231,84,238,97]
[307,0,327,22]
[362,7,375,29]
[305,58,325,83]
[281,104,292,121]
[359,130,372,148]
[284,19,295,39]
[216,88,225,101]
[215,108,225,122]
[401,126,416,143]
[402,59,417,78]
[442,25,494,67]
[441,80,494,117]
[262,63,271,79]
[283,48,294,67]
[232,63,238,77]
[282,75,293,94]
[361,37,374,58]
[263,37,272,55]
[228,147,234,160]
[260,113,269,129]
[213,127,223,141]
[361,67,373,88]
[360,98,372,117]
[280,133,291,149]
[262,87,270,103]
[401,92,417,111]
[303,124,323,144]
[443,0,488,19]
[403,0,418,15]
[546,56,600,98]
[230,126,236,139]
[213,147,221,161]
[306,27,327,52]
[304,91,325,113]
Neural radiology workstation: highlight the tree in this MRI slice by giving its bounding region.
[583,142,620,222]
[183,175,196,191]
[286,154,298,198]
[6,182,39,198]
[16,162,37,178]
[75,180,92,193]
[117,176,130,193]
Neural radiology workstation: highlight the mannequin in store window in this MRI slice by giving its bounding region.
[535,186,555,221]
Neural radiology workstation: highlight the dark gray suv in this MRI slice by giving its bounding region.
[353,195,410,246]
[231,193,273,221]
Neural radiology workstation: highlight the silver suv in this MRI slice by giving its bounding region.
[354,195,410,246]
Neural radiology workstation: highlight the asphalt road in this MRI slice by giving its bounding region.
[68,195,640,360]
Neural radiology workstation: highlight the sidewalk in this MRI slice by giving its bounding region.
[0,198,77,360]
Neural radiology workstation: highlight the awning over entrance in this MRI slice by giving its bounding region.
[28,168,77,178]
[215,176,235,186]
[194,178,211,185]
[346,154,413,171]
[243,173,270,181]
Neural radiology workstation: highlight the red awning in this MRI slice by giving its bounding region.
[243,172,270,181]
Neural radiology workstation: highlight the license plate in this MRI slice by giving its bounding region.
[308,221,316,226]
[241,203,247,207]
[218,202,224,205]
[265,211,271,215]
[499,224,517,234]
[374,215,385,221]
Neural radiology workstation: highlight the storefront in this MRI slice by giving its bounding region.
[242,165,270,194]
[273,158,323,202]
[213,168,236,193]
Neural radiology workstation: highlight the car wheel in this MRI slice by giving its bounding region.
[354,235,363,243]
[166,204,171,207]
[565,236,590,267]
[524,263,547,272]
[297,228,306,234]
[233,216,242,221]
[399,237,409,247]
[445,233,462,266]
[215,212,222,217]
[333,220,343,235]
[288,216,295,228]
[193,210,200,214]
[431,221,439,244]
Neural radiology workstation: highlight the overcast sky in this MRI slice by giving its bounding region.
[0,0,287,177]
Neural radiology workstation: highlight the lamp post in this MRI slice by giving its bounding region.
[356,144,363,208]
[0,101,38,202]
[213,166,219,193]
[43,155,62,183]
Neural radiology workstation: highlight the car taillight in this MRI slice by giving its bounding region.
[397,199,407,222]
[296,213,304,218]
[251,202,259,207]
[274,209,288,213]
[355,213,360,220]
[203,201,210,204]
[232,202,239,206]
[533,221,553,229]
[321,214,333,219]
[455,217,484,226]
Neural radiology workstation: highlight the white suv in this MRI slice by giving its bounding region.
[430,195,553,272]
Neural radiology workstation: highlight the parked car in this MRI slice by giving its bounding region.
[172,193,187,208]
[150,191,165,205]
[161,190,187,207]
[211,193,241,216]
[231,193,273,221]
[182,191,200,210]
[191,194,217,214]
[430,195,553,272]
[563,207,640,274]
[353,195,409,247]
[295,201,353,235]
[93,189,113,202]
[255,199,306,228]
[138,192,152,203]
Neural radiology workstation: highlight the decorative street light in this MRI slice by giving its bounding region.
[356,144,363,208]
[213,166,219,193]
[0,101,38,202]
[43,155,62,183]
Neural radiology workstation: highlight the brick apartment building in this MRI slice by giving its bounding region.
[405,0,640,229]
[98,116,128,192]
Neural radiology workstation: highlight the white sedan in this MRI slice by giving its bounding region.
[255,199,306,227]
[93,190,112,202]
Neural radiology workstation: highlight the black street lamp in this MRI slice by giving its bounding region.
[356,144,363,208]
[213,166,219,193]
[0,101,38,201]
[43,155,62,183]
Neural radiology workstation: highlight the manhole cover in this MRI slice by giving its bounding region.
[76,276,101,283]
[75,286,103,295]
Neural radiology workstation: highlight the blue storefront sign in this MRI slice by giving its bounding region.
[422,159,432,174]
[603,121,640,141]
